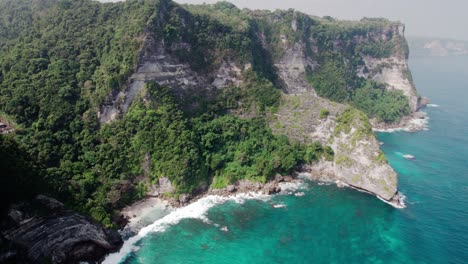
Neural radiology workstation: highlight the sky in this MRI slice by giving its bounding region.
[168,0,468,41]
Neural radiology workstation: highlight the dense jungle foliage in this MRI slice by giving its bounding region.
[0,0,410,226]
[0,0,328,226]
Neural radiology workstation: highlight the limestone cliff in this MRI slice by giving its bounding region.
[271,97,400,204]
[96,2,416,206]
[361,55,419,112]
[265,15,407,205]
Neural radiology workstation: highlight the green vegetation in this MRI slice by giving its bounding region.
[319,108,330,119]
[307,62,350,102]
[334,108,372,138]
[355,40,395,59]
[307,63,410,123]
[374,150,387,164]
[302,15,411,123]
[0,0,327,225]
[179,3,411,123]
[0,0,403,227]
[335,154,353,167]
[183,2,250,32]
[352,81,410,123]
[0,134,43,213]
[243,71,282,113]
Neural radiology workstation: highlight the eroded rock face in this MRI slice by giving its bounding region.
[274,42,317,95]
[361,56,419,112]
[271,93,401,205]
[149,177,176,197]
[1,195,122,263]
[267,21,412,205]
[329,110,398,201]
[99,36,244,123]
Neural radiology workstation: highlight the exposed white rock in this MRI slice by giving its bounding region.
[212,61,243,88]
[274,43,317,95]
[362,56,419,112]
[271,38,404,205]
[99,39,243,123]
[149,177,176,197]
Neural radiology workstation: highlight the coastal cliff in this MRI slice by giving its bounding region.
[0,1,422,260]
[96,1,413,205]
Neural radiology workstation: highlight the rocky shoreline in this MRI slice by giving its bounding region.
[371,111,428,132]
[119,175,303,232]
[126,174,299,207]
[301,165,406,209]
[170,174,300,208]
[120,169,405,235]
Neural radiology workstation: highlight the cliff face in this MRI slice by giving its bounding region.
[361,55,418,112]
[0,2,417,259]
[264,16,406,204]
[95,2,414,206]
[271,96,399,203]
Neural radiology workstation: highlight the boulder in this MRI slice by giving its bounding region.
[178,194,191,204]
[274,174,284,182]
[283,176,293,182]
[413,111,426,119]
[226,185,236,192]
[149,177,175,196]
[1,195,122,263]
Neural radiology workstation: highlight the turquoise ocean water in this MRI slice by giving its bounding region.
[110,54,468,264]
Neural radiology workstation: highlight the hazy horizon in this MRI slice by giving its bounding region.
[173,0,467,41]
[100,0,468,41]
[97,0,467,41]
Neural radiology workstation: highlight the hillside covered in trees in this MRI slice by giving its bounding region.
[0,0,415,229]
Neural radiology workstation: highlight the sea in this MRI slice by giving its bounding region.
[105,53,468,264]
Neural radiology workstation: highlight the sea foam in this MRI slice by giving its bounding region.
[103,192,270,264]
[373,114,430,133]
[278,181,307,194]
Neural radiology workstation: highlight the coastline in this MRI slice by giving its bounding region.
[119,197,173,239]
[105,177,307,264]
[119,169,406,236]
[108,166,408,262]
[298,170,406,209]
[113,106,425,260]
[117,105,428,242]
[119,175,303,233]
[371,110,429,133]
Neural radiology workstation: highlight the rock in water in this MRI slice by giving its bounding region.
[1,195,122,263]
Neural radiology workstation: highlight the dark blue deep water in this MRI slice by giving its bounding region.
[109,55,468,264]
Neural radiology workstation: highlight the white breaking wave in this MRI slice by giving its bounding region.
[399,193,407,207]
[427,104,440,107]
[103,192,270,264]
[272,203,286,208]
[278,182,307,194]
[373,115,430,133]
[376,193,406,209]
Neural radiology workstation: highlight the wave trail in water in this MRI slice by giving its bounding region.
[103,192,270,264]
